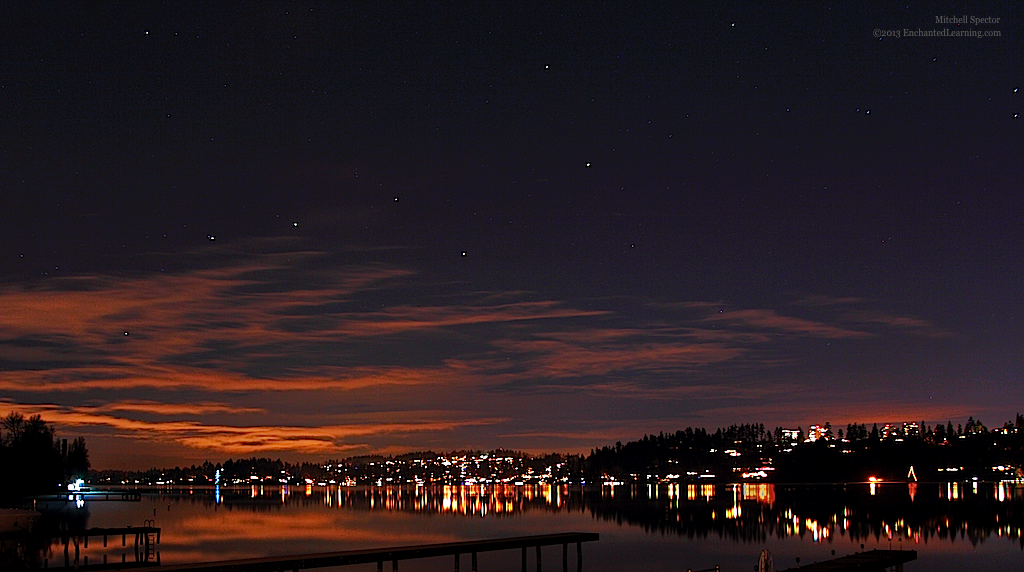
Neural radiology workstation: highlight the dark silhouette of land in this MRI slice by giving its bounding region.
[0,413,90,502]
[89,415,1024,486]
[586,417,1024,483]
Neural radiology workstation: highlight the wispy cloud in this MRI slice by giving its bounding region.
[0,257,609,388]
[0,242,959,464]
[0,365,457,393]
[793,295,865,307]
[90,400,265,416]
[841,309,952,338]
[488,336,744,378]
[791,296,951,337]
[0,401,504,455]
[703,308,872,339]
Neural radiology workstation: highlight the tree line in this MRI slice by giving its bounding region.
[52,413,1024,487]
[0,413,90,500]
[587,415,1024,483]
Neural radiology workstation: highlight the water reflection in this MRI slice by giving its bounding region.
[1,500,90,569]
[164,481,1024,548]
[8,481,1024,569]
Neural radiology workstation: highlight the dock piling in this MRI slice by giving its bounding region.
[103,532,598,572]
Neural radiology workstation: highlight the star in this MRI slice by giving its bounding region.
[208,235,216,241]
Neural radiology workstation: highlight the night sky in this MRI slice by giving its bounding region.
[2,3,1022,469]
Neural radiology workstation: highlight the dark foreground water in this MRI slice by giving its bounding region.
[17,482,1024,571]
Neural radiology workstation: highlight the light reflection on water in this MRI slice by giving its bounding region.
[22,482,1024,572]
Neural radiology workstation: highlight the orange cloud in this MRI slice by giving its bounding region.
[0,256,611,401]
[490,338,744,378]
[0,364,468,393]
[90,400,265,415]
[0,243,964,465]
[842,309,952,338]
[704,308,872,339]
[0,402,506,455]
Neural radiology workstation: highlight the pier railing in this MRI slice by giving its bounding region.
[34,491,143,503]
[113,532,600,572]
[42,525,161,568]
[777,549,917,572]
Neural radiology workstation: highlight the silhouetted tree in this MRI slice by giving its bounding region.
[0,413,62,497]
[0,413,89,500]
[65,436,90,480]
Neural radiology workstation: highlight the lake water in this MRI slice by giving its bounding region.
[22,482,1024,571]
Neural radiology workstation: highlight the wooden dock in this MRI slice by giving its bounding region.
[34,490,144,502]
[111,532,600,572]
[51,526,161,546]
[779,549,917,572]
[43,525,161,569]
